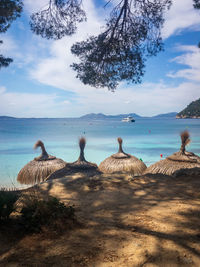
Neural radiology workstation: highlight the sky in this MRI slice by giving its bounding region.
[0,0,200,118]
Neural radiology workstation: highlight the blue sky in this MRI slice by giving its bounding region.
[0,0,200,117]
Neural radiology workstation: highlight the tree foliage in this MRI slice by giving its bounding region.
[71,0,172,90]
[0,0,23,33]
[177,98,200,118]
[193,0,200,9]
[193,0,200,48]
[0,41,13,69]
[0,0,23,69]
[0,0,199,89]
[30,0,86,40]
[0,55,13,69]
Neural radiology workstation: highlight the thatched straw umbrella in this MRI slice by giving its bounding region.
[17,140,66,185]
[47,137,100,180]
[99,137,147,176]
[144,131,200,176]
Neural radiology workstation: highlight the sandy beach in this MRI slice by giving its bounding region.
[0,172,200,266]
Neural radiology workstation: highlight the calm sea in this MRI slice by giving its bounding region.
[0,117,200,187]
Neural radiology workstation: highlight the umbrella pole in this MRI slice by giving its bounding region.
[34,140,49,160]
[118,137,124,153]
[180,130,190,155]
[77,137,86,162]
[40,143,49,158]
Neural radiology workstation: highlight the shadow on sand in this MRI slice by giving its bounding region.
[0,173,200,266]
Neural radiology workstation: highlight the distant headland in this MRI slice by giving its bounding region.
[79,112,177,120]
[176,98,200,119]
[0,112,178,120]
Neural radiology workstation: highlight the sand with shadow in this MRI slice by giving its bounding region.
[0,172,200,266]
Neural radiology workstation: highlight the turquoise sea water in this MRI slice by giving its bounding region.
[0,117,200,187]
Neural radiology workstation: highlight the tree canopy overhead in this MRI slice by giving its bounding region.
[30,0,86,40]
[0,0,199,90]
[30,0,172,90]
[0,0,23,33]
[193,0,200,9]
[71,0,172,90]
[193,0,200,48]
[0,0,23,69]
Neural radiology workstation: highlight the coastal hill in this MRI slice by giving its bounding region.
[79,112,177,120]
[79,113,141,120]
[0,116,16,120]
[152,112,177,118]
[176,98,200,119]
[0,112,177,120]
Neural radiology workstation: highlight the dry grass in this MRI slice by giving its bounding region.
[145,131,200,176]
[17,140,67,185]
[144,158,200,176]
[47,137,100,181]
[99,137,147,175]
[17,158,66,185]
[99,155,147,176]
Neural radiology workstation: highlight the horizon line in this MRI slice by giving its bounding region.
[0,112,178,119]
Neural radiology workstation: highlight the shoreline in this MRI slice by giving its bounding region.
[1,117,200,189]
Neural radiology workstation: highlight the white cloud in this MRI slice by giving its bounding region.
[162,0,200,38]
[2,81,200,117]
[63,100,71,105]
[168,45,200,81]
[26,1,200,117]
[0,36,17,53]
[0,36,22,62]
[18,0,200,84]
[0,86,6,94]
[24,0,49,13]
[29,0,200,90]
[29,0,104,93]
[24,0,200,40]
[0,87,76,118]
[2,0,200,117]
[0,33,51,68]
[66,81,200,116]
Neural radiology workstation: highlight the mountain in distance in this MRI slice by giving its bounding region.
[79,112,177,120]
[0,116,16,120]
[176,98,200,119]
[0,112,178,120]
[79,113,141,120]
[79,113,108,120]
[152,112,177,118]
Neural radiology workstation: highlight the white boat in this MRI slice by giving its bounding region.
[122,116,135,122]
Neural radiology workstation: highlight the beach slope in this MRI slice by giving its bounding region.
[1,173,200,266]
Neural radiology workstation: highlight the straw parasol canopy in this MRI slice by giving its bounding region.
[47,137,100,180]
[99,137,147,176]
[17,140,66,185]
[144,130,200,177]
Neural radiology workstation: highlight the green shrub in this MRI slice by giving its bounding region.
[0,189,19,220]
[20,193,75,232]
